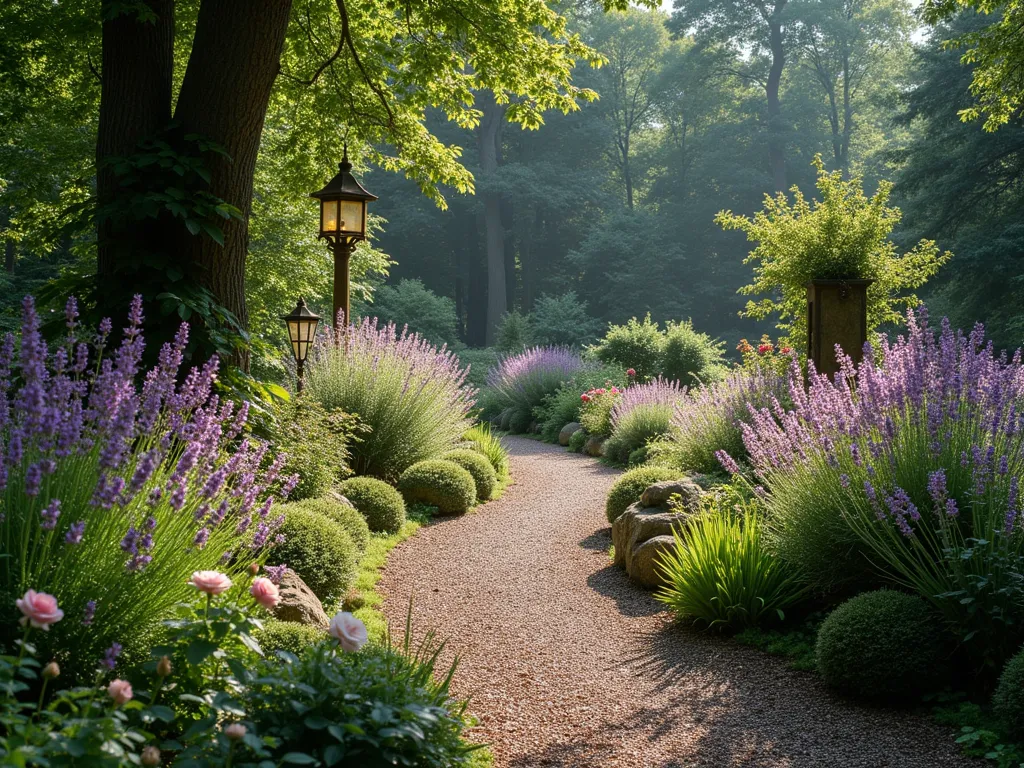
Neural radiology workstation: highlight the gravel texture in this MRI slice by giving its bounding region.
[378,437,975,768]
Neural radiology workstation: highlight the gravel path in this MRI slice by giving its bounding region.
[378,437,975,768]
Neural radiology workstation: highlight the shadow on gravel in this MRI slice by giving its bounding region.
[578,529,611,551]
[585,564,662,618]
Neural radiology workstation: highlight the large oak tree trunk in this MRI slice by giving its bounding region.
[96,0,175,276]
[173,0,293,366]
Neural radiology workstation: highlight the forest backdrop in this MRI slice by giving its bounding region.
[2,0,1024,380]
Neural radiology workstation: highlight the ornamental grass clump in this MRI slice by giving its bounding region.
[731,308,1024,669]
[0,296,293,675]
[605,378,687,464]
[304,319,476,481]
[483,346,588,428]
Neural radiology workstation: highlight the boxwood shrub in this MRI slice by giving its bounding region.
[274,508,359,603]
[338,476,407,535]
[287,496,371,551]
[994,646,1024,739]
[399,460,477,515]
[256,620,326,657]
[605,466,681,524]
[443,449,498,501]
[816,590,947,701]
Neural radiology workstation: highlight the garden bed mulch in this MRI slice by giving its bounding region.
[378,436,974,768]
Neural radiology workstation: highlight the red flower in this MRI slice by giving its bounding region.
[581,393,591,402]
[758,344,773,355]
[780,346,792,355]
[626,368,636,377]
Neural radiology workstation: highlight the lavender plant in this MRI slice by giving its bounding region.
[731,309,1024,667]
[652,369,786,475]
[483,346,588,428]
[0,296,293,675]
[605,378,687,464]
[304,319,476,480]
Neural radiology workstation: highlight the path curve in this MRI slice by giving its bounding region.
[378,437,974,768]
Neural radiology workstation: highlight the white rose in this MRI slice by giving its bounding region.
[329,611,368,653]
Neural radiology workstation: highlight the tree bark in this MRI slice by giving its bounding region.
[478,94,507,346]
[172,0,292,365]
[766,2,788,193]
[96,0,175,276]
[4,239,15,274]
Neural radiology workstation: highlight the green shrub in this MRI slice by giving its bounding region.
[605,402,676,465]
[359,279,462,349]
[568,428,587,453]
[399,460,477,515]
[815,590,947,701]
[444,449,498,501]
[463,423,510,479]
[304,318,475,481]
[287,496,372,551]
[529,291,603,347]
[495,310,534,354]
[535,367,627,442]
[662,321,727,387]
[274,508,360,602]
[590,314,664,381]
[256,620,326,657]
[655,499,806,630]
[627,446,649,466]
[508,409,532,435]
[337,476,407,535]
[605,466,681,523]
[994,647,1024,739]
[484,346,588,429]
[579,388,620,438]
[456,348,500,390]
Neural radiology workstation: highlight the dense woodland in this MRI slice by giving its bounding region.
[2,0,1024,375]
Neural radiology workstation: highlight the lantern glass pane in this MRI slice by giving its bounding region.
[321,200,339,233]
[339,200,364,235]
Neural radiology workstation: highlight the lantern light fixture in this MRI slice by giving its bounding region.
[281,297,321,392]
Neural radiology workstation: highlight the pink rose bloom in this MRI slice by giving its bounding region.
[189,570,233,595]
[250,577,280,610]
[16,590,64,631]
[329,611,368,653]
[224,723,247,741]
[108,679,133,706]
[626,368,636,377]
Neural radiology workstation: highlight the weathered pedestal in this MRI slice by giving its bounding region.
[806,279,871,379]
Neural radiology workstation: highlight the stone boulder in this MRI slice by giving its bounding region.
[640,478,703,512]
[558,422,583,446]
[612,503,689,567]
[629,535,677,589]
[584,435,606,457]
[270,570,329,629]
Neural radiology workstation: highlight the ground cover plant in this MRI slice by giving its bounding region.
[0,296,293,676]
[483,345,588,431]
[304,318,476,480]
[731,308,1024,672]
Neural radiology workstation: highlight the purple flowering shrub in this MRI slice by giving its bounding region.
[731,309,1024,666]
[483,346,588,428]
[605,378,687,464]
[651,368,786,475]
[0,296,295,674]
[304,319,476,480]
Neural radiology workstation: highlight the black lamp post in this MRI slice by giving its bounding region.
[282,298,321,393]
[310,146,378,329]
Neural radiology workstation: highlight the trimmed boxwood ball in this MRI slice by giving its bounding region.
[568,428,587,453]
[816,590,947,701]
[274,508,359,603]
[605,466,681,523]
[994,646,1024,739]
[443,449,498,501]
[288,496,371,551]
[256,620,326,657]
[337,476,407,535]
[508,409,532,435]
[399,459,477,515]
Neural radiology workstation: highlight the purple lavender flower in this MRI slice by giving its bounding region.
[82,600,96,626]
[65,520,85,545]
[193,528,210,550]
[102,642,122,671]
[715,450,742,475]
[40,499,60,530]
[264,564,289,584]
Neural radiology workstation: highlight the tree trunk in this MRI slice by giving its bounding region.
[840,48,853,175]
[96,0,175,276]
[478,95,507,346]
[172,0,292,367]
[465,218,488,347]
[766,4,787,193]
[4,239,15,274]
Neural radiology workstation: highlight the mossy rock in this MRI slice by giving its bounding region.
[443,449,498,501]
[274,508,359,603]
[256,620,326,657]
[816,590,948,702]
[398,459,477,515]
[337,476,407,535]
[605,466,682,524]
[287,496,371,551]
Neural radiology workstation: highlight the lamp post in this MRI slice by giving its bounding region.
[310,146,378,329]
[282,298,321,393]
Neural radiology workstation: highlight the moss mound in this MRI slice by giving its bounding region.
[398,459,477,515]
[816,590,947,701]
[288,496,371,551]
[274,507,359,603]
[443,449,498,501]
[256,620,326,657]
[337,476,407,535]
[605,466,681,524]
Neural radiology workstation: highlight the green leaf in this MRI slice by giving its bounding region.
[185,639,219,665]
[280,753,318,765]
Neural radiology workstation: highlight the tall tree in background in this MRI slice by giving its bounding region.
[478,93,509,345]
[671,0,791,192]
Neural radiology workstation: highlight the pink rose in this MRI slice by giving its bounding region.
[250,577,280,610]
[189,570,233,595]
[329,611,368,653]
[626,368,636,377]
[15,590,63,631]
[108,679,133,706]
[224,723,247,741]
